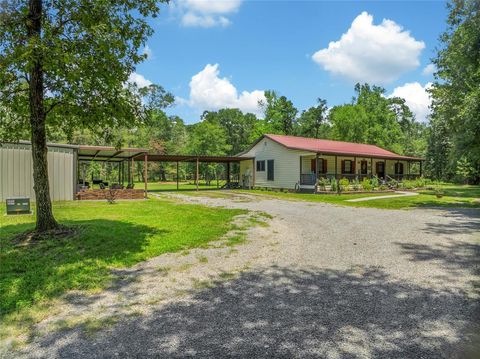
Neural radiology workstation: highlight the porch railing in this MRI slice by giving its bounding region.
[300,173,422,184]
[300,173,316,185]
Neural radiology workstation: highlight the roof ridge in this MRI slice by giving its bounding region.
[265,134,388,150]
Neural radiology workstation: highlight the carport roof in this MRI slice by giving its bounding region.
[133,154,253,163]
[78,145,148,162]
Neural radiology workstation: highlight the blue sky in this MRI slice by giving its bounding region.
[131,0,448,124]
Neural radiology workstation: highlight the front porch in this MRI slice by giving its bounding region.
[299,154,423,186]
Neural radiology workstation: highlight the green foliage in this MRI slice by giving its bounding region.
[371,176,379,189]
[260,90,298,135]
[297,98,329,138]
[330,178,338,192]
[201,109,257,155]
[338,178,350,192]
[0,0,170,142]
[361,178,372,191]
[318,177,329,191]
[352,178,360,191]
[428,0,480,184]
[455,156,478,184]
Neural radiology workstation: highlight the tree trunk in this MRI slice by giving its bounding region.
[27,0,58,232]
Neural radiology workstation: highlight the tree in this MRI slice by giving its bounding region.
[187,121,231,185]
[297,98,329,138]
[260,90,298,135]
[201,109,257,155]
[428,0,480,183]
[0,0,166,232]
[329,84,406,154]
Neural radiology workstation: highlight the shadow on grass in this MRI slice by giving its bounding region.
[33,266,479,358]
[0,219,164,318]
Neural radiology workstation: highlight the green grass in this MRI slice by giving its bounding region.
[137,180,227,192]
[232,184,480,210]
[0,197,246,339]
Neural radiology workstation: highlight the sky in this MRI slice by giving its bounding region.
[130,0,448,124]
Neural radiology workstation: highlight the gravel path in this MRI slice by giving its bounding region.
[9,192,480,358]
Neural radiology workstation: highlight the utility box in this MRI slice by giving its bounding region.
[6,197,31,215]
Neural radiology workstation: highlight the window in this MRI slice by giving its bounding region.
[394,162,404,175]
[360,160,368,175]
[267,160,274,181]
[256,160,265,172]
[342,160,354,174]
[310,158,327,173]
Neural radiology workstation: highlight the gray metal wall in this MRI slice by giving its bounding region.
[0,143,76,201]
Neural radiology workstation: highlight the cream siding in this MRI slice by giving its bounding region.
[0,143,75,201]
[240,138,312,189]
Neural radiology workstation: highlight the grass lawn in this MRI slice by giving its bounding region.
[232,184,480,209]
[135,180,227,192]
[0,197,246,339]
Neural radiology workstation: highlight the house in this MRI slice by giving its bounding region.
[237,134,424,190]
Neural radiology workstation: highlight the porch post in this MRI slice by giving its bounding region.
[315,153,319,187]
[144,153,148,198]
[384,159,387,180]
[370,158,373,179]
[196,157,199,191]
[252,158,256,188]
[353,156,357,179]
[176,161,179,190]
[335,155,338,180]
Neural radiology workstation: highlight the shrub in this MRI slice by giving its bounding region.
[371,176,379,190]
[352,178,360,191]
[318,177,329,191]
[338,178,350,192]
[361,178,372,191]
[379,184,388,191]
[434,186,444,198]
[330,178,338,192]
[400,180,416,190]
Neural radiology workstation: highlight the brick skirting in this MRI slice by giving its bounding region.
[76,189,145,200]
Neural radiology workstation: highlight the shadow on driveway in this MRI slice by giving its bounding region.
[35,266,479,358]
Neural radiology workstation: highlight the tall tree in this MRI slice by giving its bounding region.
[297,98,329,138]
[260,90,298,135]
[428,0,480,183]
[201,109,257,155]
[0,0,166,232]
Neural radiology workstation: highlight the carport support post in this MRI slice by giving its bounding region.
[131,157,134,185]
[144,153,148,198]
[196,157,199,191]
[176,161,179,190]
[227,161,231,186]
[370,158,373,179]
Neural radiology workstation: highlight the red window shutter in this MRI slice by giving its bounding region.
[341,160,345,174]
[310,159,316,172]
[323,159,327,173]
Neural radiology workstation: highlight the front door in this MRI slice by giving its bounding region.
[376,162,385,179]
[267,160,274,181]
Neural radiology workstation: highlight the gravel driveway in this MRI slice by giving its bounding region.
[11,192,480,358]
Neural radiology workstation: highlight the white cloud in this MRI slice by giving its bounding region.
[389,82,432,122]
[312,12,425,84]
[142,45,152,59]
[128,72,152,88]
[185,64,265,116]
[176,0,241,27]
[422,63,436,76]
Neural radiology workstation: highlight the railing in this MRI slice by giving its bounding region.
[300,173,316,185]
[301,173,422,184]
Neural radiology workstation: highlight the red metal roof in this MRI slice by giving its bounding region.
[264,134,423,160]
